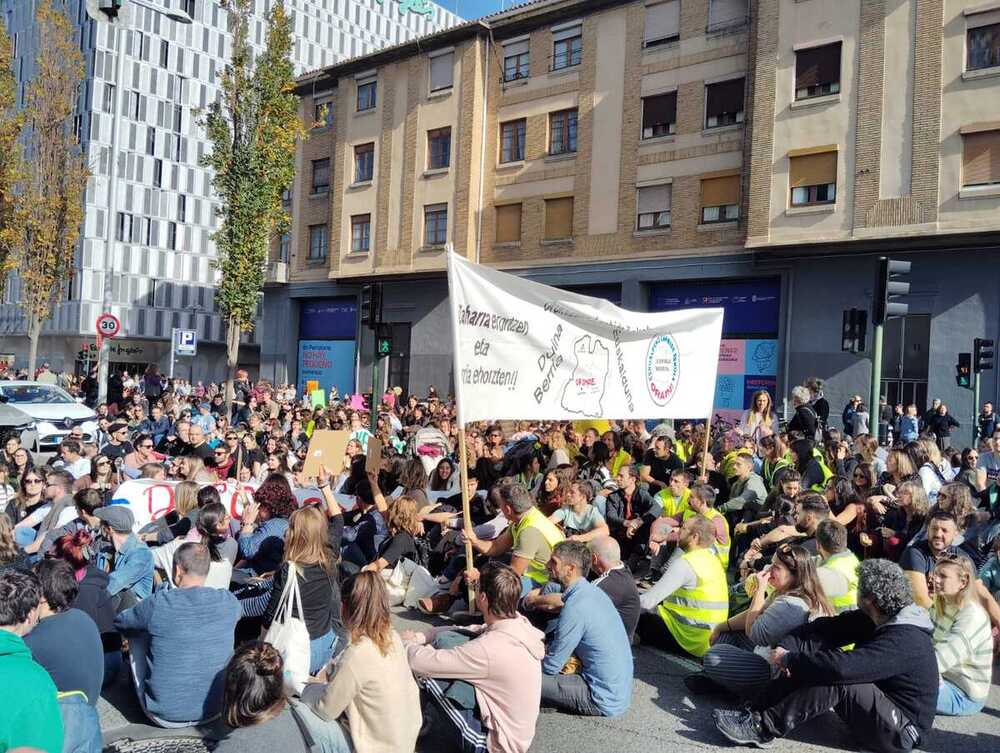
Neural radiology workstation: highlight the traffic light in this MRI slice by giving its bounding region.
[873,257,910,325]
[956,353,972,388]
[841,308,868,353]
[360,282,382,330]
[974,338,995,373]
[376,324,393,357]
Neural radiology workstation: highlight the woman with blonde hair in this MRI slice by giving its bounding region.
[255,505,343,675]
[177,456,216,485]
[693,543,833,700]
[738,390,775,441]
[361,496,422,574]
[930,555,993,715]
[303,572,420,753]
[141,479,200,545]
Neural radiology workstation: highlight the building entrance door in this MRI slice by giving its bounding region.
[880,314,930,412]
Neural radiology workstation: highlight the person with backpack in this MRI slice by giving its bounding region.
[787,386,818,440]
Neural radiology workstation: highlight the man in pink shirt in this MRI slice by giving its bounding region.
[402,563,545,753]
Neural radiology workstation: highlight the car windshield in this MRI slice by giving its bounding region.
[0,385,76,405]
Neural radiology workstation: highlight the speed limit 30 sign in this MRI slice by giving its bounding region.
[96,313,121,338]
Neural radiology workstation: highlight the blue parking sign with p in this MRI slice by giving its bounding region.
[174,329,197,357]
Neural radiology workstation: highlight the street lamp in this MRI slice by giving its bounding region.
[88,1,192,404]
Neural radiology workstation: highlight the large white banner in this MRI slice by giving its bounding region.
[447,253,724,424]
[110,479,352,532]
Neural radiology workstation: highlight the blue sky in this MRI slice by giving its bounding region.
[436,0,509,21]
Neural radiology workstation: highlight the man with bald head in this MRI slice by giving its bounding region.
[591,537,641,640]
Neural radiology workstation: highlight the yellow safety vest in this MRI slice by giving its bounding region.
[722,448,753,481]
[675,440,692,463]
[821,550,860,613]
[610,448,632,477]
[682,508,731,569]
[763,453,793,490]
[657,547,729,658]
[810,449,834,492]
[510,507,565,585]
[656,487,691,519]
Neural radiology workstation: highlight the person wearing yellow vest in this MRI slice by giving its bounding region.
[685,484,731,570]
[718,455,767,521]
[465,482,564,596]
[789,438,833,493]
[654,470,692,519]
[636,515,729,658]
[688,543,834,699]
[759,434,794,491]
[816,520,860,614]
[647,481,729,576]
[601,431,633,478]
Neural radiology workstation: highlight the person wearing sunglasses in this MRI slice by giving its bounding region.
[210,445,236,481]
[122,434,164,479]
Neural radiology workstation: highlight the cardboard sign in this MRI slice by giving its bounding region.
[365,435,383,475]
[303,429,350,479]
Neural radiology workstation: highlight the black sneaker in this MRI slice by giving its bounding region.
[683,671,719,696]
[714,709,774,748]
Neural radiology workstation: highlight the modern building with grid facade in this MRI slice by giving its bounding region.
[0,0,459,380]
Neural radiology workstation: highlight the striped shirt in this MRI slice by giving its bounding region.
[930,600,994,701]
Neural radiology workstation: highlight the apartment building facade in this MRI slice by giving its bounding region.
[263,0,780,410]
[266,0,1000,423]
[0,0,459,382]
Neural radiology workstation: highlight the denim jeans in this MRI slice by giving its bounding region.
[937,680,986,716]
[59,693,102,753]
[293,701,354,753]
[310,630,338,676]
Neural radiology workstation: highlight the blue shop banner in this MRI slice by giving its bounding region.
[648,278,781,338]
[299,298,358,340]
[297,340,356,396]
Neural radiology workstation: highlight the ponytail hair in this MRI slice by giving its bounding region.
[196,501,227,563]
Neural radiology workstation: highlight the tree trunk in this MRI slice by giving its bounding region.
[224,313,241,419]
[26,311,41,377]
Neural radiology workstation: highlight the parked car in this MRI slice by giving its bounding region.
[0,400,38,452]
[0,382,97,452]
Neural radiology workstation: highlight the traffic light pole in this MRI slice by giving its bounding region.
[973,370,981,447]
[870,322,883,439]
[370,336,380,435]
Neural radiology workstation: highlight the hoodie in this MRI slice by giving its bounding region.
[0,629,63,753]
[407,615,546,753]
[778,604,938,736]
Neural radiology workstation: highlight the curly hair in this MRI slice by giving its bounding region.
[858,559,912,618]
[253,474,296,519]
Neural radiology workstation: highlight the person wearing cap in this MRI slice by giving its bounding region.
[96,506,153,607]
[101,422,134,463]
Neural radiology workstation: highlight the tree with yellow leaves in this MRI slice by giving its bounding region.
[0,21,24,300]
[201,0,303,413]
[14,0,89,374]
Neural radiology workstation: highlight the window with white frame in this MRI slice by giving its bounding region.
[795,42,841,100]
[789,150,837,206]
[700,175,740,222]
[705,78,745,128]
[642,92,677,138]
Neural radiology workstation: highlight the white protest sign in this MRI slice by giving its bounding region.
[110,478,354,532]
[446,253,724,424]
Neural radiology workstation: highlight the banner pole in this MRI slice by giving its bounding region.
[457,424,477,613]
[700,413,713,480]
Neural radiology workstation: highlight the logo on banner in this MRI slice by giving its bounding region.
[560,335,609,417]
[646,334,680,406]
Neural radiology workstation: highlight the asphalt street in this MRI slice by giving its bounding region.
[97,607,1000,753]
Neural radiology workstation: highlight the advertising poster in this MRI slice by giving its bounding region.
[297,340,356,397]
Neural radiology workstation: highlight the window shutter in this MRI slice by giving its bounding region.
[504,39,529,57]
[495,204,522,243]
[637,184,671,214]
[642,92,677,128]
[429,51,453,91]
[962,130,1000,186]
[708,0,747,29]
[796,42,841,88]
[552,24,582,42]
[789,151,838,188]
[545,197,574,239]
[706,78,745,117]
[701,175,740,206]
[644,1,680,44]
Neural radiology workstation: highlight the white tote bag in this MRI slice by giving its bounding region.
[264,562,312,694]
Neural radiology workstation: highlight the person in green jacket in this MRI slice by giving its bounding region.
[0,569,63,753]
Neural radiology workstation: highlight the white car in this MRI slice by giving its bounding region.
[0,381,98,452]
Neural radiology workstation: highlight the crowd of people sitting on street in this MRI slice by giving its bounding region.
[0,368,998,753]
